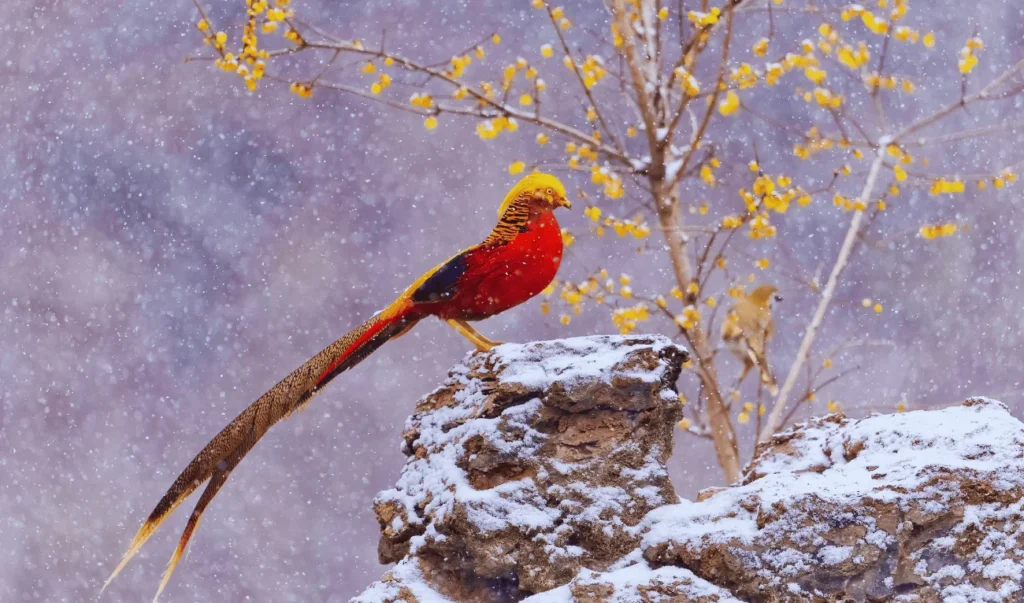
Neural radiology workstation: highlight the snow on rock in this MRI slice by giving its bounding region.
[356,335,689,601]
[352,338,1024,603]
[523,561,742,603]
[642,397,1024,602]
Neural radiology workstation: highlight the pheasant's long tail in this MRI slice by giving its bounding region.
[103,302,421,600]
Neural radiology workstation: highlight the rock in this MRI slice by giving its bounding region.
[641,397,1024,602]
[523,561,743,603]
[354,338,1024,603]
[356,335,689,601]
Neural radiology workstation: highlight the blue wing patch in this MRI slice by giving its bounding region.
[411,250,470,303]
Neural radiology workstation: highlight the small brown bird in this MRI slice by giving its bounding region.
[721,284,781,395]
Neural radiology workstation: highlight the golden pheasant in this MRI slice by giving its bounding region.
[105,173,571,600]
[721,284,781,395]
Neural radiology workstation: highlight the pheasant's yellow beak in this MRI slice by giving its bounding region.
[555,196,572,210]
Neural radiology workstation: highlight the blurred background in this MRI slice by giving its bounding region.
[2,0,1023,600]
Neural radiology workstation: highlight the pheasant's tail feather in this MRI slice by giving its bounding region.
[105,303,420,598]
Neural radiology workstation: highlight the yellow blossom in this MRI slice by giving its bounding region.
[492,34,501,44]
[753,38,769,57]
[718,90,740,116]
[423,116,438,130]
[929,178,965,195]
[509,161,526,175]
[919,223,958,239]
[289,81,313,98]
[687,7,720,27]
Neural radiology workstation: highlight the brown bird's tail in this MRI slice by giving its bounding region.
[103,303,420,601]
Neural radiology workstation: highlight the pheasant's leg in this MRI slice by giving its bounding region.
[445,319,503,351]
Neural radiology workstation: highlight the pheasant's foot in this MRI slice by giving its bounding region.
[445,319,502,351]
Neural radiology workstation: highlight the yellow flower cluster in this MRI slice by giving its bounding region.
[673,67,701,97]
[590,164,625,199]
[980,170,1018,189]
[833,193,867,212]
[476,115,519,140]
[206,0,292,92]
[410,93,434,109]
[959,37,983,75]
[919,223,958,240]
[802,87,842,109]
[579,55,607,89]
[674,305,702,331]
[929,178,965,195]
[719,90,740,116]
[837,42,871,70]
[892,25,923,43]
[749,212,776,239]
[700,157,721,187]
[687,7,720,27]
[613,304,650,335]
[739,173,810,217]
[369,68,393,95]
[752,38,769,57]
[793,127,838,160]
[289,81,313,98]
[722,215,743,229]
[593,214,650,239]
[863,73,907,91]
[448,54,473,79]
[731,64,758,89]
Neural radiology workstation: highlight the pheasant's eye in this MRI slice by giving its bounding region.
[546,188,553,195]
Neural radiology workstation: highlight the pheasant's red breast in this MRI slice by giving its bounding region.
[436,209,562,321]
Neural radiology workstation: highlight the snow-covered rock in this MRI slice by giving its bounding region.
[354,336,1024,603]
[355,335,688,601]
[643,397,1024,602]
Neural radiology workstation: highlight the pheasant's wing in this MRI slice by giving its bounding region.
[407,247,474,304]
[106,309,419,600]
